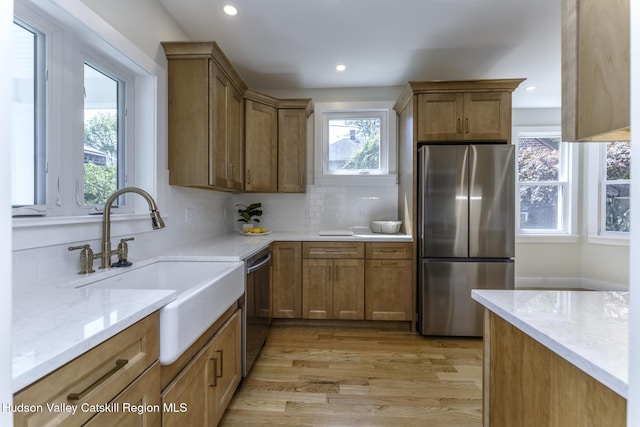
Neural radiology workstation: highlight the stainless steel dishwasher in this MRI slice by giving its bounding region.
[242,246,271,376]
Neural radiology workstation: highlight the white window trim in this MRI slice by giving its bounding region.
[313,101,397,186]
[12,0,164,251]
[586,143,630,246]
[513,126,578,241]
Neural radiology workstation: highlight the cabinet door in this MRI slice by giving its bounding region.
[162,310,241,427]
[84,363,161,427]
[302,259,333,319]
[333,259,365,320]
[365,259,413,321]
[417,93,464,141]
[278,108,307,192]
[463,92,511,142]
[272,242,302,318]
[210,62,229,188]
[162,338,215,426]
[245,100,278,192]
[166,58,209,187]
[212,310,242,425]
[562,0,630,141]
[227,85,244,190]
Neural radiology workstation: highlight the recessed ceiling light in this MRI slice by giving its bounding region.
[336,64,346,72]
[525,85,537,92]
[223,5,238,16]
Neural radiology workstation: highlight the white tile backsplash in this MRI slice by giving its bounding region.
[233,184,398,232]
[13,183,398,287]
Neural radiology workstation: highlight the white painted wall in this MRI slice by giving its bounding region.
[512,108,629,290]
[1,1,13,423]
[80,0,187,65]
[627,0,639,422]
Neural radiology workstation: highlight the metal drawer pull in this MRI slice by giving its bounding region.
[216,350,223,377]
[67,359,128,401]
[208,357,218,387]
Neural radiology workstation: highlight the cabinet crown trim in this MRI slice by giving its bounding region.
[161,41,248,93]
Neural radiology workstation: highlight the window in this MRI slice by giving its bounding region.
[12,4,137,218]
[314,102,396,184]
[325,113,384,175]
[11,20,46,212]
[601,141,631,234]
[83,62,126,207]
[515,129,574,234]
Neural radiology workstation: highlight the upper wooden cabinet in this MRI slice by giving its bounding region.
[278,102,310,193]
[244,90,311,193]
[163,42,247,191]
[245,95,278,192]
[403,79,524,144]
[562,0,630,142]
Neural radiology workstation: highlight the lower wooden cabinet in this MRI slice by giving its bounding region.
[365,242,414,321]
[13,313,160,427]
[302,258,365,320]
[365,259,413,321]
[83,362,161,427]
[272,241,414,324]
[162,309,241,427]
[484,311,626,426]
[272,242,303,318]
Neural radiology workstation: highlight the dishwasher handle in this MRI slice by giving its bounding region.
[246,252,272,274]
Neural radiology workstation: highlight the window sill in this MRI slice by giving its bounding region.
[516,234,579,244]
[13,213,166,251]
[314,175,397,186]
[587,234,630,247]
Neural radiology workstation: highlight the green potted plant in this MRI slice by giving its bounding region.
[236,202,262,232]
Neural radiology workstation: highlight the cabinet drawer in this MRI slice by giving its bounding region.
[83,362,161,427]
[365,242,413,260]
[303,242,364,259]
[14,313,159,427]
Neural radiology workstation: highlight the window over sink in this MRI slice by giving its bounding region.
[314,101,397,185]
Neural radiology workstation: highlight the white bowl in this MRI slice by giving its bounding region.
[370,220,402,234]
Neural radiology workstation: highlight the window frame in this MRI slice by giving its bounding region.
[314,101,397,186]
[77,54,134,214]
[587,142,631,245]
[12,0,162,251]
[11,18,47,214]
[12,1,139,218]
[514,126,578,240]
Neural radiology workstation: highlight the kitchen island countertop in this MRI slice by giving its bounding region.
[472,289,629,398]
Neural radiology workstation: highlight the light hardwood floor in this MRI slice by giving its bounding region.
[220,324,483,426]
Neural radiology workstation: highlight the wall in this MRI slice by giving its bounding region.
[512,108,629,290]
[12,0,238,287]
[1,0,13,422]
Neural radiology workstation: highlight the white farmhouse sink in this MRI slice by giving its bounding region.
[74,260,245,365]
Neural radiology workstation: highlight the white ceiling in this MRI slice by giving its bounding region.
[159,0,561,108]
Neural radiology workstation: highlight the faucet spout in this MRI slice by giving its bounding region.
[100,187,165,269]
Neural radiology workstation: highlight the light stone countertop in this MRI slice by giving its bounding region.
[12,230,412,392]
[12,285,175,392]
[472,289,629,398]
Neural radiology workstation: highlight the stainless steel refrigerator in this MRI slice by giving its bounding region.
[418,144,515,337]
